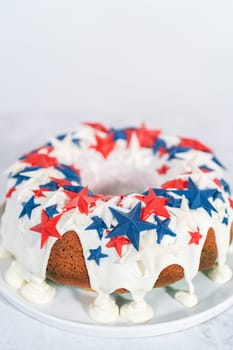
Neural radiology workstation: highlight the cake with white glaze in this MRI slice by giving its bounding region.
[0,122,233,324]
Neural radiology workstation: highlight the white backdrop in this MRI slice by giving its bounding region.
[0,2,233,348]
[1,1,233,121]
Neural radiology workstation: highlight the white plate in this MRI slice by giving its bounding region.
[0,254,233,337]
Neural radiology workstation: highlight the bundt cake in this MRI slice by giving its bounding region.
[0,122,232,324]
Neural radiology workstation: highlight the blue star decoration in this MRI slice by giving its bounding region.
[212,156,225,169]
[21,166,42,173]
[212,190,224,202]
[109,128,127,141]
[164,178,219,216]
[54,133,80,146]
[222,217,229,225]
[85,216,107,240]
[180,178,218,216]
[71,137,81,146]
[166,197,182,208]
[153,216,176,244]
[45,204,59,218]
[56,164,81,183]
[219,178,231,195]
[56,133,67,141]
[11,172,30,186]
[199,165,214,172]
[10,166,43,186]
[19,196,41,219]
[40,181,59,191]
[108,202,156,251]
[152,138,167,154]
[167,146,190,161]
[63,184,83,193]
[154,178,220,216]
[87,246,108,265]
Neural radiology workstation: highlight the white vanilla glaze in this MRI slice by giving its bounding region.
[207,263,233,284]
[4,260,25,289]
[20,276,56,304]
[89,291,119,323]
[120,290,154,323]
[174,291,198,308]
[0,124,232,324]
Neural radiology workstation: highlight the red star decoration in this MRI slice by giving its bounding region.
[213,178,222,188]
[63,189,80,200]
[179,137,212,153]
[188,227,203,245]
[181,171,193,175]
[63,186,96,214]
[157,164,170,175]
[84,122,109,133]
[37,145,54,154]
[6,187,16,198]
[158,147,168,157]
[228,197,233,209]
[30,210,62,249]
[117,195,125,207]
[162,179,188,190]
[22,146,54,160]
[199,166,212,173]
[24,153,58,168]
[50,177,72,187]
[90,134,115,158]
[126,123,161,148]
[32,188,48,198]
[136,188,170,220]
[106,236,131,257]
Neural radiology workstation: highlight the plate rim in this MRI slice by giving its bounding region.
[0,269,233,338]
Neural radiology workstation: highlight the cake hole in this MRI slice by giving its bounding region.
[81,163,159,196]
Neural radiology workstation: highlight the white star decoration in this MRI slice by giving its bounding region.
[168,197,198,231]
[75,126,96,146]
[175,150,223,174]
[120,194,140,209]
[57,210,91,235]
[92,197,120,227]
[50,135,82,164]
[16,168,62,201]
[126,134,154,167]
[6,161,29,177]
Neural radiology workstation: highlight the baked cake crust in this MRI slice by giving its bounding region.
[47,227,218,291]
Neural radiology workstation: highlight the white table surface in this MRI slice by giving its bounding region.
[1,0,233,348]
